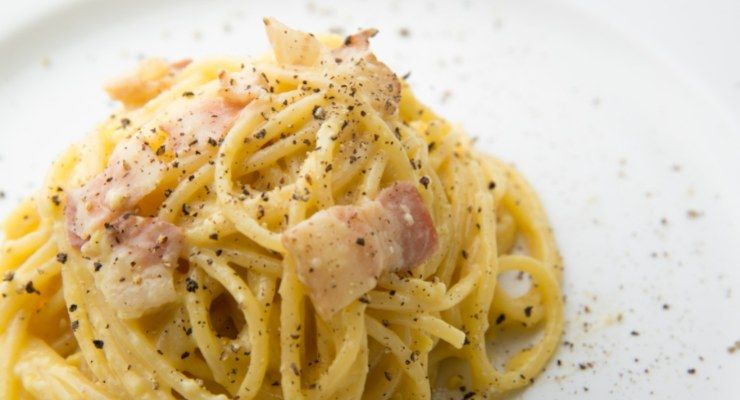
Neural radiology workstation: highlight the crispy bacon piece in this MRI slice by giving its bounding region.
[331,29,377,62]
[96,215,184,319]
[263,17,324,66]
[376,182,438,268]
[65,140,164,247]
[218,69,268,105]
[282,182,437,319]
[261,19,400,115]
[159,97,242,153]
[332,29,401,115]
[105,58,191,107]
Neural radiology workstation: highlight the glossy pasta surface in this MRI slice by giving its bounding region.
[0,19,563,400]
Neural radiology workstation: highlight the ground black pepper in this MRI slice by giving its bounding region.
[185,277,199,292]
[25,281,39,294]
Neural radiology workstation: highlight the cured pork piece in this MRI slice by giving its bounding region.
[93,215,185,319]
[282,182,437,319]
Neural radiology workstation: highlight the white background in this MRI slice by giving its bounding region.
[0,1,738,398]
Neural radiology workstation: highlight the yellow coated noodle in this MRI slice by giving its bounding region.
[0,19,563,400]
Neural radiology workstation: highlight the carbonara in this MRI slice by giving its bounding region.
[0,18,563,400]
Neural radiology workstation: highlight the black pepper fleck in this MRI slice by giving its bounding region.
[25,281,39,294]
[56,253,68,264]
[185,277,199,292]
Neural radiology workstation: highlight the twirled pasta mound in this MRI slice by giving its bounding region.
[0,18,563,400]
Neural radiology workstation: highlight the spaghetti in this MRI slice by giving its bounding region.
[0,18,563,400]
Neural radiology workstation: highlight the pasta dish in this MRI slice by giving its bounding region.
[0,19,563,400]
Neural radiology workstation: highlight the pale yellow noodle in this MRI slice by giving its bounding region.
[0,32,563,400]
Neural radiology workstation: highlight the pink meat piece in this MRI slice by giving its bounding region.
[65,140,165,247]
[159,97,241,153]
[282,182,437,319]
[97,215,185,319]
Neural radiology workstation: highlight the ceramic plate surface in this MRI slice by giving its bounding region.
[0,0,738,398]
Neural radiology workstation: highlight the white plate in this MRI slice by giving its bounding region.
[1,0,738,398]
